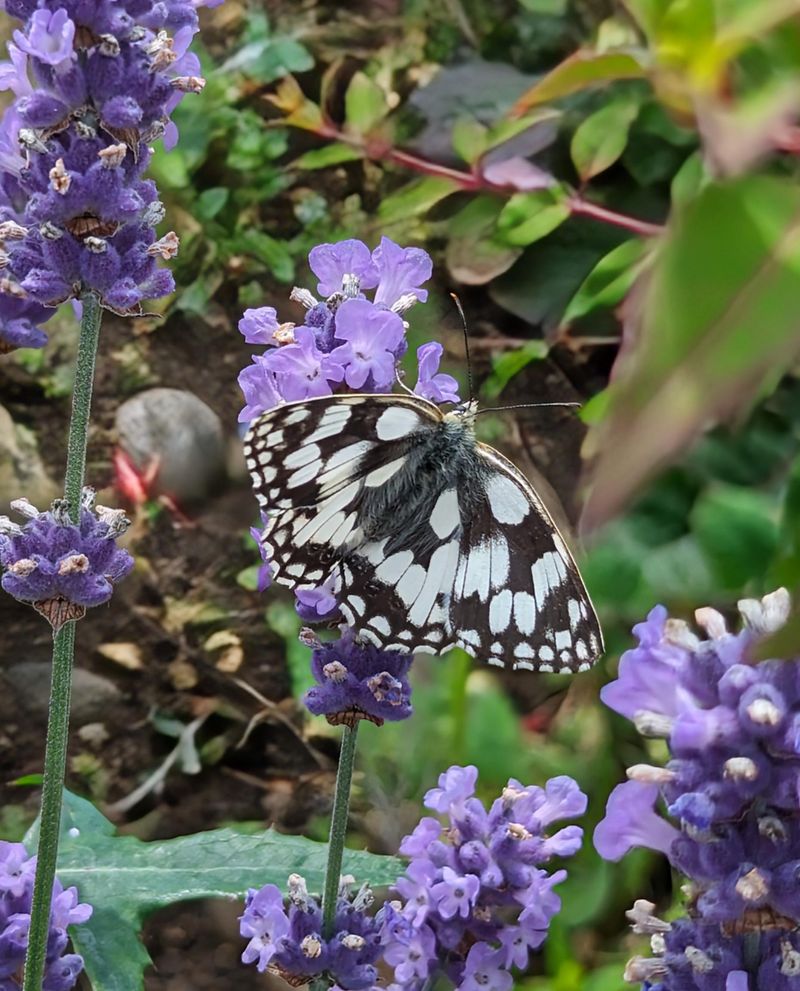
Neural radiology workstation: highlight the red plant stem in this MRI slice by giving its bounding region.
[310,119,663,237]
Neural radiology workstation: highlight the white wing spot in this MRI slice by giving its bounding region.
[375,550,415,585]
[396,563,427,607]
[575,639,589,660]
[348,595,366,615]
[568,598,582,630]
[532,552,567,610]
[376,406,421,441]
[287,460,322,489]
[370,615,391,637]
[265,429,285,449]
[283,407,311,426]
[539,645,555,662]
[555,629,571,651]
[430,489,460,539]
[463,541,491,603]
[513,591,536,636]
[365,459,405,488]
[514,643,535,659]
[284,443,321,470]
[486,473,530,525]
[489,588,513,635]
[489,535,510,590]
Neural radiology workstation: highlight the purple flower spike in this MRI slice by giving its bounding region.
[331,299,405,391]
[0,488,133,629]
[309,239,378,298]
[303,629,413,727]
[599,589,800,991]
[415,342,460,405]
[0,840,91,991]
[0,0,212,319]
[372,236,432,306]
[241,875,386,989]
[387,765,584,991]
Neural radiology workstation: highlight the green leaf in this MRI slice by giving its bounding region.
[237,231,294,283]
[293,143,364,170]
[691,486,779,589]
[570,98,640,181]
[344,72,388,134]
[670,151,708,208]
[583,176,800,529]
[377,177,461,225]
[496,189,570,247]
[482,340,549,400]
[26,792,402,991]
[451,116,489,164]
[265,600,314,698]
[512,50,648,112]
[445,197,522,285]
[562,238,650,324]
[196,187,229,221]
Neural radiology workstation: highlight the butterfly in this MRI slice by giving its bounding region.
[243,393,603,672]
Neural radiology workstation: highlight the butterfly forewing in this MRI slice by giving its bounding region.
[243,393,603,671]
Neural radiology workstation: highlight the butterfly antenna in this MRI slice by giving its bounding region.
[395,367,417,397]
[476,401,582,415]
[450,293,474,404]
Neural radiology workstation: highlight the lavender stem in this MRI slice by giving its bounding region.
[321,723,360,941]
[22,295,102,991]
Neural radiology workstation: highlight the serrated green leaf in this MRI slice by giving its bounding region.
[562,239,650,324]
[25,792,403,991]
[344,72,388,134]
[496,190,570,247]
[293,143,364,170]
[570,98,640,181]
[377,177,460,225]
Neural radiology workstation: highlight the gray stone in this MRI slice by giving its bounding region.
[115,387,226,504]
[0,404,58,514]
[2,662,122,723]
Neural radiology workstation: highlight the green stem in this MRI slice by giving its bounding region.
[320,723,360,940]
[22,294,102,991]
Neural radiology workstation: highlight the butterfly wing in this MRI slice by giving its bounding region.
[243,394,443,587]
[448,443,603,672]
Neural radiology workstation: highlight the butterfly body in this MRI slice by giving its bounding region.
[244,393,603,672]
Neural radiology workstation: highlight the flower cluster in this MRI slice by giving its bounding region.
[240,874,385,990]
[0,840,92,991]
[594,589,800,991]
[0,0,218,348]
[384,764,586,991]
[237,236,460,422]
[0,487,133,629]
[302,627,413,727]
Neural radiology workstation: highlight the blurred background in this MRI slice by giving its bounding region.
[2,0,800,988]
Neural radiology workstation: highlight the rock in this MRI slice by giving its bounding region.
[115,388,226,504]
[0,404,58,514]
[2,662,122,723]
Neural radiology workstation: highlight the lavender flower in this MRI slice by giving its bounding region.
[302,627,413,727]
[384,764,585,991]
[594,589,800,990]
[0,840,92,991]
[0,0,216,338]
[240,874,385,990]
[0,487,133,629]
[236,236,459,423]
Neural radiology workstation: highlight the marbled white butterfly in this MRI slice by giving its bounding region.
[244,393,603,672]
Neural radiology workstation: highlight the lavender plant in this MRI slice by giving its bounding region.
[0,3,214,988]
[239,765,586,991]
[594,588,800,991]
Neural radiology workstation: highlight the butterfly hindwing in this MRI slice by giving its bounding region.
[244,393,603,671]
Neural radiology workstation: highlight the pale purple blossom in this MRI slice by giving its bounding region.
[264,327,345,401]
[13,9,75,67]
[239,306,279,345]
[372,236,431,306]
[330,299,405,391]
[414,342,460,404]
[309,238,378,298]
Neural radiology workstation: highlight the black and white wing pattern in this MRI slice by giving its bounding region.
[243,393,603,672]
